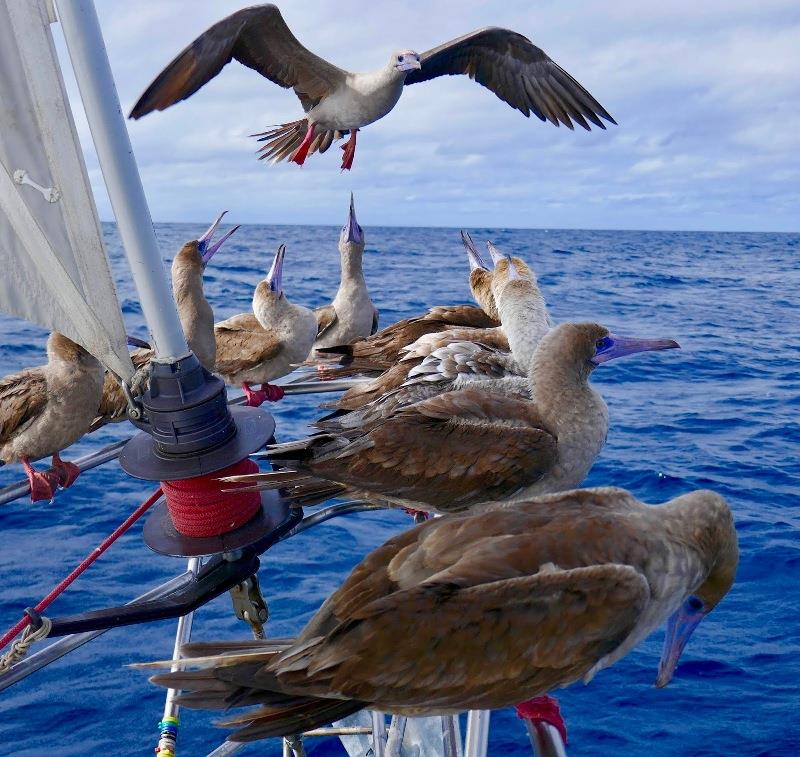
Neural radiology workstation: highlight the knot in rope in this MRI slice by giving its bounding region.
[0,616,52,673]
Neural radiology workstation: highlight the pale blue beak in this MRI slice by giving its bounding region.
[267,244,285,293]
[197,210,240,266]
[656,595,706,687]
[343,193,364,245]
[592,334,680,365]
[395,57,422,72]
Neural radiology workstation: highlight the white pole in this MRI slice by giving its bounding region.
[464,711,490,757]
[54,0,188,361]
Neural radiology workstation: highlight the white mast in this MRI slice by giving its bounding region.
[54,0,188,361]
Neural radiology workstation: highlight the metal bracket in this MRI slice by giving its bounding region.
[13,169,61,203]
[229,574,269,639]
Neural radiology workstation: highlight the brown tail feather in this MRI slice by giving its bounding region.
[223,698,366,742]
[252,120,343,165]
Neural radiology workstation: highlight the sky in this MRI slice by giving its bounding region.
[55,1,800,232]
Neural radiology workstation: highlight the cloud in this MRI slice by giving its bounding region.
[52,0,800,231]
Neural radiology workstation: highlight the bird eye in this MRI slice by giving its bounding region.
[687,596,703,612]
[397,55,403,62]
[595,336,612,352]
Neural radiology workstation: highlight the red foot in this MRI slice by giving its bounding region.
[515,695,568,745]
[403,507,429,524]
[51,453,82,488]
[242,382,285,407]
[289,123,316,166]
[21,457,59,503]
[340,129,358,171]
[260,383,285,402]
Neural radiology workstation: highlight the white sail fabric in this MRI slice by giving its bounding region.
[0,0,133,381]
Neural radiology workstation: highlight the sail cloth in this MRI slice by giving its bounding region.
[0,0,133,381]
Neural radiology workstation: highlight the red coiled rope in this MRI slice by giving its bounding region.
[161,457,261,538]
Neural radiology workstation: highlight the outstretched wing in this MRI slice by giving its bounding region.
[130,4,346,118]
[405,27,615,130]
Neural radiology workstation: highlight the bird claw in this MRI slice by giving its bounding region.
[242,383,285,407]
[403,507,429,524]
[52,459,82,489]
[340,130,357,171]
[27,469,60,503]
[515,695,568,745]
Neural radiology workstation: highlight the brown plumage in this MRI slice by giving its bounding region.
[0,333,103,501]
[222,323,679,514]
[146,487,737,742]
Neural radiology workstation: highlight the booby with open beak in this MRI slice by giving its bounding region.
[215,244,317,406]
[145,487,737,743]
[130,5,616,171]
[223,322,680,514]
[92,214,237,430]
[0,333,103,502]
[313,195,379,352]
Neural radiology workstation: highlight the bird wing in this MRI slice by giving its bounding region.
[272,563,649,706]
[404,27,615,130]
[130,4,346,119]
[0,369,47,448]
[214,314,282,375]
[313,388,557,510]
[314,305,339,339]
[370,308,380,336]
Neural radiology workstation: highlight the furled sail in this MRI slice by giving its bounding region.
[0,0,133,381]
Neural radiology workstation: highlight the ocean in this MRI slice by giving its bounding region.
[0,223,798,755]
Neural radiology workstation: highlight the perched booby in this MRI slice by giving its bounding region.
[311,231,501,382]
[215,244,317,406]
[222,322,680,514]
[0,333,103,502]
[93,214,236,429]
[317,247,548,432]
[130,5,615,170]
[313,195,379,353]
[145,487,738,742]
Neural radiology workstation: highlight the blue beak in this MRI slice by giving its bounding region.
[343,193,364,245]
[592,334,680,365]
[656,595,706,687]
[197,210,240,266]
[126,334,150,349]
[267,244,285,293]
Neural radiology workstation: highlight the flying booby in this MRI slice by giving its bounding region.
[222,322,680,514]
[215,244,318,406]
[145,486,738,743]
[129,4,616,170]
[93,213,237,429]
[313,195,379,353]
[0,333,103,502]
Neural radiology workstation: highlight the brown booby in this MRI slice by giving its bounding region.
[222,322,680,513]
[215,244,318,406]
[0,333,103,502]
[313,195,379,353]
[129,5,615,170]
[93,213,237,429]
[145,486,738,743]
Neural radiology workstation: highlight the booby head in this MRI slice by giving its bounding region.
[392,50,422,73]
[656,491,738,688]
[47,333,100,369]
[534,323,679,382]
[339,193,365,249]
[175,210,240,271]
[461,231,498,320]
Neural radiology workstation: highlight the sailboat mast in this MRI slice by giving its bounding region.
[55,0,188,361]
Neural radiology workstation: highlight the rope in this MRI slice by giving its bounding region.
[161,458,261,538]
[0,616,52,672]
[0,488,163,654]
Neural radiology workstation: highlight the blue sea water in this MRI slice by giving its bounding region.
[0,222,798,756]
